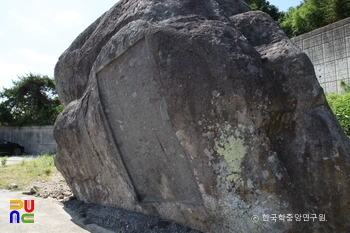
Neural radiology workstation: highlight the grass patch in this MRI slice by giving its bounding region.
[326,81,350,137]
[1,156,8,166]
[0,153,56,190]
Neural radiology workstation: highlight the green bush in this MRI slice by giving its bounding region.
[43,167,52,176]
[326,85,350,137]
[1,156,8,166]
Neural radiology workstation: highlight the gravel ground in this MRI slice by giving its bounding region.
[64,199,202,233]
[25,170,202,233]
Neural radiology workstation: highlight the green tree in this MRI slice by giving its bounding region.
[279,0,350,38]
[0,73,63,126]
[326,81,350,137]
[328,0,350,22]
[245,0,281,21]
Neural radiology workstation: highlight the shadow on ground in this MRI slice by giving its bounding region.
[63,199,203,233]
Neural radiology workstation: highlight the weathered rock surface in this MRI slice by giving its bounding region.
[54,1,350,232]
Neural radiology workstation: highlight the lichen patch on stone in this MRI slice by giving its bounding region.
[214,127,247,186]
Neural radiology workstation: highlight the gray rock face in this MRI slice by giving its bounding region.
[54,1,350,232]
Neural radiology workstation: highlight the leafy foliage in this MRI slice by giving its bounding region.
[245,0,350,38]
[326,81,350,137]
[279,0,350,37]
[0,73,63,126]
[245,0,281,21]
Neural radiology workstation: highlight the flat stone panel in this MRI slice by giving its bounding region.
[97,39,202,204]
[325,81,338,93]
[330,80,339,93]
[344,77,350,89]
[324,61,336,79]
[293,40,302,49]
[334,38,346,59]
[0,126,56,154]
[322,30,333,43]
[322,82,329,93]
[328,82,335,93]
[303,37,311,49]
[345,24,350,36]
[292,19,350,93]
[313,45,324,65]
[314,64,325,84]
[304,48,313,61]
[310,34,322,46]
[336,58,349,81]
[323,41,335,62]
[346,36,350,57]
[333,27,345,39]
[348,57,350,80]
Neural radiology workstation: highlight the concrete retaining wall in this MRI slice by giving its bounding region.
[0,125,56,155]
[292,17,350,93]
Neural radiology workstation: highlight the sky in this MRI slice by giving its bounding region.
[269,0,303,12]
[0,0,302,91]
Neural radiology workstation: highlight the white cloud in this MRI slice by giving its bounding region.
[8,11,25,22]
[19,49,57,65]
[55,10,82,24]
[0,0,118,91]
[8,11,43,34]
[0,49,57,90]
[0,62,34,89]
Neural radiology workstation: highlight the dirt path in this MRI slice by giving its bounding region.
[0,172,113,233]
[27,168,73,202]
[12,169,202,232]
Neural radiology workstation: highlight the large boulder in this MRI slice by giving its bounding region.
[54,0,350,232]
